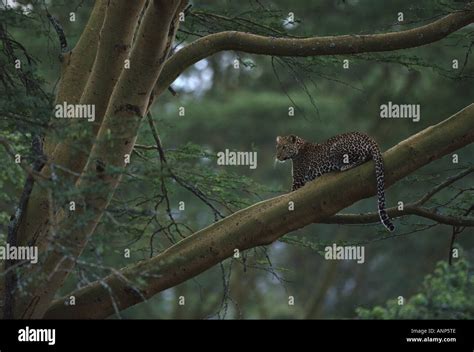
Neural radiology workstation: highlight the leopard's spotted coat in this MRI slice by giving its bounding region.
[276,132,394,232]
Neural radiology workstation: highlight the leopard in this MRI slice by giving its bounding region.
[275,132,394,232]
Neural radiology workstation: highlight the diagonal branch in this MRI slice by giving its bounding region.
[46,12,68,53]
[153,4,474,96]
[44,103,474,319]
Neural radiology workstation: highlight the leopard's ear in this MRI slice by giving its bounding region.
[276,136,282,143]
[289,134,297,143]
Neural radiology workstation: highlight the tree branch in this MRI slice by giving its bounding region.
[46,0,107,155]
[49,0,147,184]
[16,0,187,320]
[16,1,146,249]
[324,167,474,226]
[154,4,474,96]
[416,167,473,205]
[12,1,109,266]
[44,103,474,319]
[145,112,225,220]
[323,205,474,227]
[46,12,68,53]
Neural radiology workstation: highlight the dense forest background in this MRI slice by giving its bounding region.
[1,0,473,319]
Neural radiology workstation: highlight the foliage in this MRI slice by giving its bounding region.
[357,258,474,319]
[0,0,473,319]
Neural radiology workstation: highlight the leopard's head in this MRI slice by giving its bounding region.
[276,134,305,161]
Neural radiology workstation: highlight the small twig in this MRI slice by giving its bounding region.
[448,205,473,265]
[416,166,473,205]
[145,112,225,222]
[134,144,158,151]
[168,86,178,96]
[46,12,68,53]
[459,40,474,76]
[146,112,185,243]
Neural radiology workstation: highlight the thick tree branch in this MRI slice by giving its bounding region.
[15,0,187,320]
[46,0,107,155]
[17,0,148,255]
[44,103,474,319]
[49,0,147,184]
[14,0,143,262]
[154,4,474,96]
[12,0,109,265]
[54,0,106,103]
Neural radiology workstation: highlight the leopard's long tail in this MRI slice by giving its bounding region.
[369,143,395,232]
